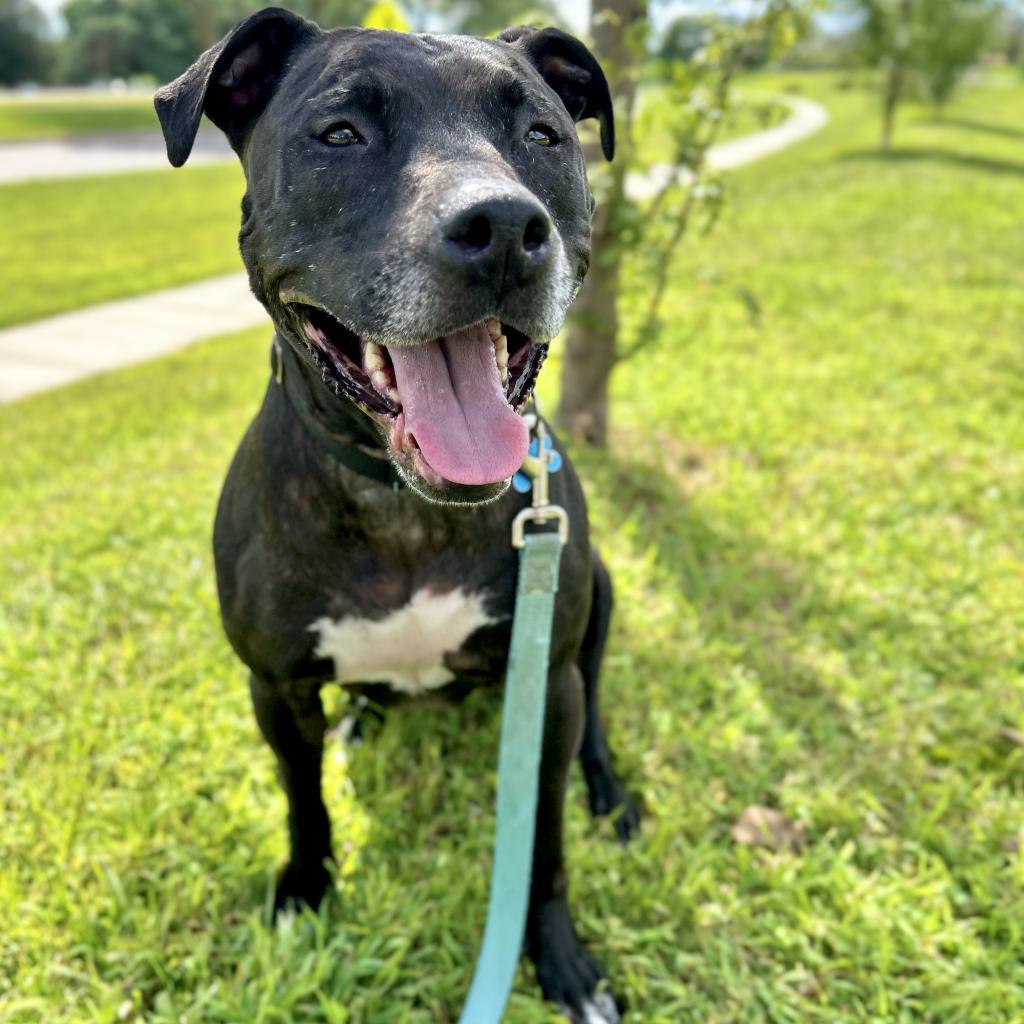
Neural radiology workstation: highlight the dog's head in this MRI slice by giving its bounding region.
[156,7,613,504]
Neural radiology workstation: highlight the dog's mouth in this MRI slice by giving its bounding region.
[286,302,547,489]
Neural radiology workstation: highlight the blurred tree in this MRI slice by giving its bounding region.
[61,0,147,81]
[0,0,52,84]
[203,2,374,41]
[144,0,198,75]
[916,0,995,112]
[658,14,709,62]
[284,0,373,29]
[863,0,912,148]
[853,0,996,148]
[59,0,375,83]
[558,1,808,444]
[1003,6,1024,66]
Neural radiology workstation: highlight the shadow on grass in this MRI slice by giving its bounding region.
[838,146,1024,178]
[918,116,1024,142]
[567,436,1008,791]
[570,443,857,749]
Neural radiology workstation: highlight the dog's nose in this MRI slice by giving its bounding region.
[440,192,552,279]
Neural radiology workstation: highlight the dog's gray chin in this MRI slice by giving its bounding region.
[397,466,511,508]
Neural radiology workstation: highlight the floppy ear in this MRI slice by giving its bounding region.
[498,26,614,161]
[154,6,319,168]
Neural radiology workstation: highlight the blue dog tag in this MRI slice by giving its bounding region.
[512,472,532,493]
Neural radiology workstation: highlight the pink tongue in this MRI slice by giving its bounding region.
[387,323,528,486]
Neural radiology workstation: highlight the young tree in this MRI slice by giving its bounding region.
[557,1,807,445]
[855,0,996,148]
[659,14,710,62]
[916,0,995,113]
[858,0,912,150]
[555,0,647,445]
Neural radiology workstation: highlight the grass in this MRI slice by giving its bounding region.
[2,70,1024,1022]
[0,163,243,328]
[0,93,157,140]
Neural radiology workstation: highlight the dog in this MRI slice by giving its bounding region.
[155,8,639,1020]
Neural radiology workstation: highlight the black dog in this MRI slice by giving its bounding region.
[156,8,639,1020]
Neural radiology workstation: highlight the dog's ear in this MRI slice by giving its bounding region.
[154,6,319,168]
[498,26,614,161]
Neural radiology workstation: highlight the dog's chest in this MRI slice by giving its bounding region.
[308,587,498,695]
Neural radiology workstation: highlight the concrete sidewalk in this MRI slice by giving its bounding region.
[0,126,231,184]
[0,275,265,402]
[0,97,828,404]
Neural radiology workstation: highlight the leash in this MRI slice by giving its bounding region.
[459,417,568,1024]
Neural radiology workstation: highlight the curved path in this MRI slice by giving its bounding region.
[0,97,828,403]
[624,95,829,200]
[0,125,230,185]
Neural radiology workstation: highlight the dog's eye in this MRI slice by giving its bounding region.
[526,124,557,146]
[321,123,362,147]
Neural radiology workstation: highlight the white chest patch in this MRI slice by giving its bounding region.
[309,587,497,696]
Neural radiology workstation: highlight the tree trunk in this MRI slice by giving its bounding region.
[556,194,619,444]
[193,2,217,51]
[881,57,902,151]
[557,0,646,446]
[881,0,913,152]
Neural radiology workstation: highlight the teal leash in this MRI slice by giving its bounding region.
[459,419,569,1024]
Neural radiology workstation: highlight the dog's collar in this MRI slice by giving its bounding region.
[271,338,405,489]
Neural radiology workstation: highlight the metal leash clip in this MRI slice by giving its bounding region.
[511,415,570,549]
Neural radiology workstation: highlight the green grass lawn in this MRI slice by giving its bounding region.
[2,72,1023,1022]
[0,93,157,140]
[0,163,243,328]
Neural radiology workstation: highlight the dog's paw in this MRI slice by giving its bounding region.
[585,774,642,845]
[273,859,333,917]
[608,793,642,845]
[529,900,623,1023]
[560,991,622,1024]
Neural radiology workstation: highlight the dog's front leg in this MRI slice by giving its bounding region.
[249,673,333,913]
[527,661,621,1023]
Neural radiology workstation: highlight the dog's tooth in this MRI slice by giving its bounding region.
[485,317,501,340]
[501,366,508,385]
[363,342,385,372]
[494,333,508,368]
[372,370,391,391]
[387,387,401,405]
